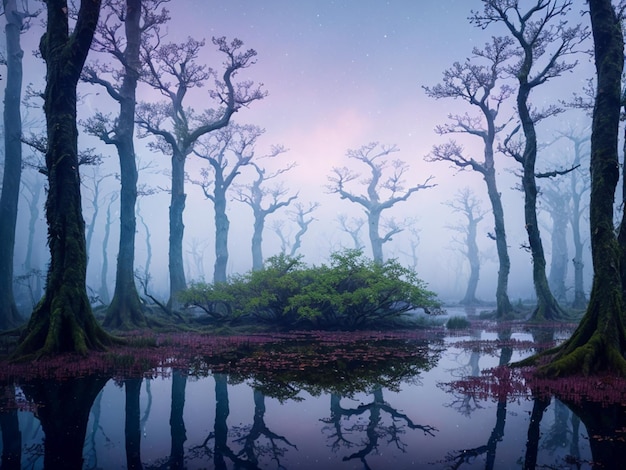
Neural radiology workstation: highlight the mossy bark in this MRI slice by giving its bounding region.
[13,0,117,360]
[520,0,626,377]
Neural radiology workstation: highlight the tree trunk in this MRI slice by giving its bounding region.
[13,0,116,359]
[518,83,564,321]
[461,215,481,305]
[484,170,513,317]
[213,193,230,283]
[368,209,383,264]
[0,0,25,330]
[168,152,187,306]
[251,211,264,271]
[104,0,146,329]
[98,197,113,305]
[547,196,569,303]
[523,0,626,376]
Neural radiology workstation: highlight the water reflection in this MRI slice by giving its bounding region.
[3,329,626,468]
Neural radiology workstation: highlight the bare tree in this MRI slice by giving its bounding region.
[233,149,298,271]
[271,202,319,257]
[81,0,169,328]
[328,142,435,263]
[540,178,570,304]
[424,35,515,317]
[336,214,365,250]
[555,129,590,308]
[471,0,588,320]
[445,188,487,306]
[191,124,262,282]
[136,35,264,303]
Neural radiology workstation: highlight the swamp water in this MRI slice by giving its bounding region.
[2,317,626,469]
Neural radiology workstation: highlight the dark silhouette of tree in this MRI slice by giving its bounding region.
[136,36,264,303]
[471,0,587,320]
[13,0,118,359]
[232,389,297,466]
[82,0,170,329]
[0,385,21,469]
[232,140,297,271]
[0,0,34,329]
[424,35,515,318]
[124,378,143,470]
[328,142,435,263]
[81,166,112,258]
[320,387,437,468]
[22,375,110,469]
[518,0,626,376]
[445,188,487,306]
[169,369,187,468]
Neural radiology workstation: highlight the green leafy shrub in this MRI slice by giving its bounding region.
[178,249,440,330]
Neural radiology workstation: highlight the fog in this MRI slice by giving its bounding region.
[3,0,598,311]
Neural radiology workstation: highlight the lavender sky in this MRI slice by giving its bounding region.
[10,1,594,303]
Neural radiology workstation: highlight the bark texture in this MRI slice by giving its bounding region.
[13,0,116,359]
[522,0,626,376]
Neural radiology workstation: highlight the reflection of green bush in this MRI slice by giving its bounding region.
[178,249,440,330]
[210,332,444,402]
[446,316,470,330]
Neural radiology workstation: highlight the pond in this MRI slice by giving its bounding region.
[2,315,626,469]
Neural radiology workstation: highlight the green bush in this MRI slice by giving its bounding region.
[178,249,440,330]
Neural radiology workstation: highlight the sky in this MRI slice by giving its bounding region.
[8,0,595,304]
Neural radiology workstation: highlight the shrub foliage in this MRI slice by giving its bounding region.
[178,249,439,329]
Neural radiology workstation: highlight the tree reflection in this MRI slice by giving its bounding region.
[169,369,187,469]
[125,377,143,469]
[21,374,109,469]
[233,389,297,466]
[0,384,21,469]
[321,386,437,469]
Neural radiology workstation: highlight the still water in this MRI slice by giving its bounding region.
[2,322,622,469]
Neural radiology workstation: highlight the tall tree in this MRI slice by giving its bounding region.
[13,0,117,359]
[0,0,29,330]
[234,153,297,271]
[445,188,487,306]
[424,36,515,317]
[472,0,587,320]
[541,179,570,303]
[557,130,590,309]
[82,0,169,328]
[191,124,261,282]
[520,0,626,376]
[136,36,264,303]
[328,142,434,263]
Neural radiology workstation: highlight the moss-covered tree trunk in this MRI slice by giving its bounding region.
[526,0,626,377]
[104,0,146,329]
[13,0,116,359]
[0,0,25,330]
